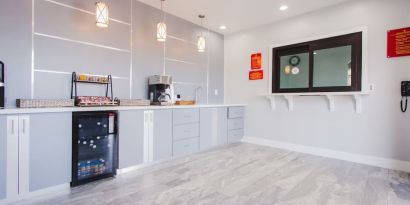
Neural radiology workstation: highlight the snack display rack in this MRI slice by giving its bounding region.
[71,72,118,107]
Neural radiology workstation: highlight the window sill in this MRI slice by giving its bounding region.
[265,91,369,113]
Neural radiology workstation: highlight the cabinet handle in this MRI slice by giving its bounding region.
[11,120,15,135]
[150,112,153,123]
[22,119,26,134]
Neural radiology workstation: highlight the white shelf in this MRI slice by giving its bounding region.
[265,92,369,113]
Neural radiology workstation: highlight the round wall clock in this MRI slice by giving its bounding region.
[291,67,300,75]
[289,56,301,66]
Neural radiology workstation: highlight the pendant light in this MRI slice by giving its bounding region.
[157,0,167,42]
[95,2,109,28]
[197,15,206,53]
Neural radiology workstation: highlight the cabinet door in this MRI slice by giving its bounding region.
[153,110,173,161]
[0,116,8,200]
[118,110,144,169]
[29,113,72,192]
[200,108,228,151]
[2,116,19,200]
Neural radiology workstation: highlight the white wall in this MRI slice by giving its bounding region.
[0,0,224,108]
[225,0,410,162]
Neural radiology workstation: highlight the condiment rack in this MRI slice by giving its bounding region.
[71,72,117,107]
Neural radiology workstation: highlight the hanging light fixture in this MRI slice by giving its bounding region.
[197,15,206,53]
[95,2,109,28]
[157,0,167,42]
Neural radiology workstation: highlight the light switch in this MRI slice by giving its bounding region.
[214,89,219,96]
[369,83,375,91]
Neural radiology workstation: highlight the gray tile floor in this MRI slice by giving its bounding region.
[12,143,410,205]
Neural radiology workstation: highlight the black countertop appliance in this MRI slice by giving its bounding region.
[148,75,172,105]
[0,61,4,109]
[71,111,118,187]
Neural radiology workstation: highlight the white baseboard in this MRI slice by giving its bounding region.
[242,136,410,173]
[0,183,70,205]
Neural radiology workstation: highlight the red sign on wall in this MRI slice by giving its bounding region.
[249,70,264,80]
[251,53,262,70]
[387,27,410,58]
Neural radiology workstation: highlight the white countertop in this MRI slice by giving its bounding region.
[0,104,246,115]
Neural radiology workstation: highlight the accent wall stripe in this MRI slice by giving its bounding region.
[168,35,196,45]
[173,81,204,86]
[42,0,132,26]
[31,0,35,99]
[34,69,129,80]
[34,32,131,53]
[164,57,198,65]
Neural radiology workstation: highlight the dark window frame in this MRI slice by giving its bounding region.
[272,32,362,93]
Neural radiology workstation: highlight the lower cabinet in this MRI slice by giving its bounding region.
[152,110,173,161]
[0,116,7,200]
[173,138,200,156]
[0,113,71,201]
[199,108,228,151]
[227,107,245,143]
[29,113,72,192]
[118,110,144,169]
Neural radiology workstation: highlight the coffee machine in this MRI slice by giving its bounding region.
[0,61,4,109]
[148,75,173,105]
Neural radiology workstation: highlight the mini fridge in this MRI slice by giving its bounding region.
[72,111,118,187]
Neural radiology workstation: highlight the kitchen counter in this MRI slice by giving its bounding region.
[0,104,245,115]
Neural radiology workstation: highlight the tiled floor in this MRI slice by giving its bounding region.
[12,143,410,205]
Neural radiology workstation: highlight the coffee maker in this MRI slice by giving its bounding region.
[0,61,4,109]
[148,75,173,105]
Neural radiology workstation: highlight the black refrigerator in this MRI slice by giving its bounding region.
[72,111,118,187]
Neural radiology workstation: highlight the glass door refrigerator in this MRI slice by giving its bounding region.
[72,111,118,187]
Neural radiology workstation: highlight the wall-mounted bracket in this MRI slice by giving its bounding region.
[325,95,335,112]
[284,95,294,111]
[264,92,368,113]
[266,95,276,110]
[353,94,362,114]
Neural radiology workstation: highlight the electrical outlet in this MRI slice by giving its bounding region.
[214,89,219,96]
[369,83,375,91]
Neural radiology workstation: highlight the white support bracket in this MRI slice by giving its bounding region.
[264,92,368,113]
[266,95,276,110]
[353,94,362,114]
[325,95,335,112]
[284,95,294,111]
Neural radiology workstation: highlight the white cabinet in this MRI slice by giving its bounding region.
[0,113,71,201]
[143,110,173,163]
[1,115,30,200]
[227,107,245,143]
[118,110,144,169]
[199,108,228,151]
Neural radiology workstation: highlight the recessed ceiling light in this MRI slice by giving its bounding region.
[279,5,288,11]
[219,25,227,30]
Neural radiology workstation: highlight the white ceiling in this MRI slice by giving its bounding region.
[138,0,352,35]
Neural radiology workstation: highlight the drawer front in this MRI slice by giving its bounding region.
[173,109,200,125]
[228,118,244,130]
[228,129,244,143]
[173,138,199,157]
[228,107,244,119]
[173,123,200,141]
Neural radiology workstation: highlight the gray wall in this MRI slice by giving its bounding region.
[0,0,224,107]
[225,0,410,162]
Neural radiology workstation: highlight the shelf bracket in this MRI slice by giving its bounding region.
[353,94,362,114]
[325,95,335,112]
[266,96,276,110]
[284,95,294,111]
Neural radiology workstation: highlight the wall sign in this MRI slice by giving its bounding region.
[251,53,262,70]
[387,27,410,58]
[249,70,264,80]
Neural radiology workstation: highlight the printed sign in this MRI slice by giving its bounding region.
[387,27,410,58]
[249,70,264,80]
[251,53,262,70]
